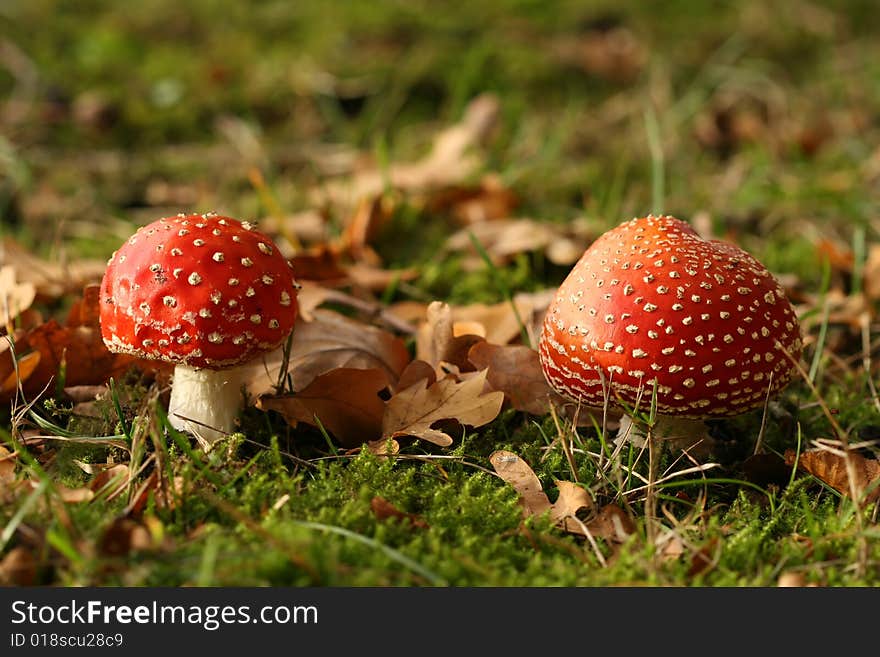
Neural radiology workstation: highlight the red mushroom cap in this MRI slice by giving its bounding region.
[539,215,802,418]
[100,212,299,370]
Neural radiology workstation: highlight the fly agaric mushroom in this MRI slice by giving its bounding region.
[99,212,299,447]
[539,214,802,442]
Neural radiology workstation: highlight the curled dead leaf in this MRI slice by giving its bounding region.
[244,308,411,398]
[89,464,130,500]
[425,173,519,225]
[416,301,485,373]
[784,447,880,502]
[581,504,636,543]
[549,480,595,533]
[489,450,552,516]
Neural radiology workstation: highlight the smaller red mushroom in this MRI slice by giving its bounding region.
[539,214,802,443]
[99,212,299,447]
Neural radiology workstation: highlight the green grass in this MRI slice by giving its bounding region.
[2,0,880,586]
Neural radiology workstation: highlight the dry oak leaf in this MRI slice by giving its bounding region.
[244,308,411,398]
[578,504,636,543]
[785,447,880,502]
[382,369,504,447]
[258,367,387,448]
[97,517,161,557]
[1,284,166,403]
[89,464,131,501]
[549,480,595,533]
[468,341,567,415]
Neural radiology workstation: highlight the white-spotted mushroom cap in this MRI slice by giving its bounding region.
[100,213,299,370]
[538,215,803,418]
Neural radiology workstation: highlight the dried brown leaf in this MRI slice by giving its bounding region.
[0,546,37,585]
[491,451,623,542]
[258,367,387,447]
[467,341,567,415]
[425,174,519,225]
[97,517,157,557]
[785,448,880,502]
[383,369,504,446]
[863,244,880,302]
[370,496,429,529]
[89,464,130,500]
[312,94,500,210]
[549,480,595,533]
[581,504,636,543]
[0,348,40,399]
[125,471,183,517]
[6,321,141,402]
[55,483,94,504]
[0,265,36,326]
[445,219,591,268]
[450,289,556,347]
[489,450,552,516]
[687,537,720,578]
[394,359,437,393]
[341,195,392,263]
[0,238,106,300]
[0,444,16,484]
[64,283,102,328]
[416,301,484,373]
[244,308,411,398]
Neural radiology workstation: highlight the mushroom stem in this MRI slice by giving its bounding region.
[615,414,715,457]
[167,364,246,447]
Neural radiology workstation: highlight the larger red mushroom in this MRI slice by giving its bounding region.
[99,212,299,447]
[539,214,802,435]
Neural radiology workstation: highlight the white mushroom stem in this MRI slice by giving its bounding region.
[167,364,246,448]
[615,414,716,458]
